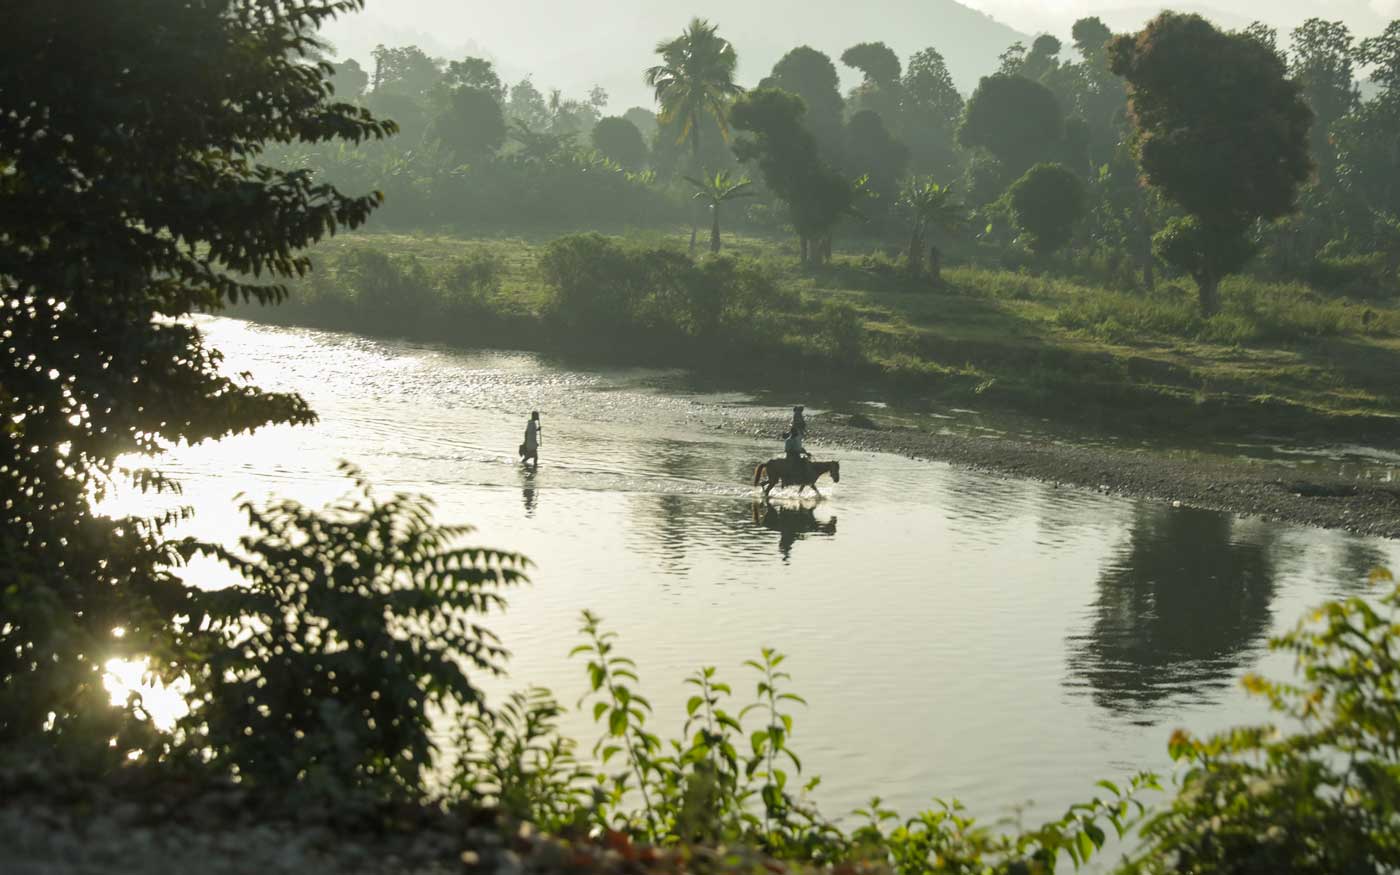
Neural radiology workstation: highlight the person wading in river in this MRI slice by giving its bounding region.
[519,411,541,468]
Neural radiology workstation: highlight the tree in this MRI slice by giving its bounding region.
[843,110,910,222]
[370,44,442,100]
[507,78,551,130]
[1291,19,1360,183]
[1008,163,1089,257]
[958,74,1064,180]
[1071,17,1114,65]
[902,47,965,178]
[623,106,659,140]
[841,42,902,87]
[330,58,369,100]
[731,88,855,264]
[1021,34,1063,81]
[1111,12,1313,315]
[759,46,846,159]
[841,42,903,124]
[439,56,505,103]
[645,18,744,251]
[898,179,969,283]
[2,0,391,765]
[1336,22,1400,215]
[430,87,506,162]
[683,171,754,253]
[592,116,649,170]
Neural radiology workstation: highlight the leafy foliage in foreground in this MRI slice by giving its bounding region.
[448,577,1400,875]
[1,0,390,768]
[176,466,528,802]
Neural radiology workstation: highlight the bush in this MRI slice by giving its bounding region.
[540,234,788,345]
[338,248,438,335]
[177,465,529,804]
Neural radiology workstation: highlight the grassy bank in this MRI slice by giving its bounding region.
[234,230,1400,444]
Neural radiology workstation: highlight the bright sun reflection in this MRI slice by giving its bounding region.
[104,658,190,731]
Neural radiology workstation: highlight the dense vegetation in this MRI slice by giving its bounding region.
[6,3,1400,875]
[285,12,1400,312]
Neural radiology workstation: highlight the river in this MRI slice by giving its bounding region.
[111,316,1399,839]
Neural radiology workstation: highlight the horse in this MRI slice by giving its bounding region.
[752,458,840,500]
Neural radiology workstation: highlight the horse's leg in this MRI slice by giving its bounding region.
[811,483,822,498]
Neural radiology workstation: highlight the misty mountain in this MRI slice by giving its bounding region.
[322,0,1029,110]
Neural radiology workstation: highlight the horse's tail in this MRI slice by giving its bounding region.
[753,463,766,486]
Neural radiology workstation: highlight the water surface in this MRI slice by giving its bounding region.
[116,317,1398,832]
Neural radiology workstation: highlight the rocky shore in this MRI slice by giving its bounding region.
[798,413,1400,540]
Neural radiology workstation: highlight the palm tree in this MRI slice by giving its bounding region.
[683,171,753,253]
[898,178,968,285]
[645,18,744,251]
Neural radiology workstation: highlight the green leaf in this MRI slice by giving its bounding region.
[608,708,628,736]
[1076,830,1095,861]
[686,695,704,716]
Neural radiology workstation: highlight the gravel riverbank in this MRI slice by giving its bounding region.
[789,414,1400,540]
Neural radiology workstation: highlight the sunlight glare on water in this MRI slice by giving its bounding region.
[107,316,1400,832]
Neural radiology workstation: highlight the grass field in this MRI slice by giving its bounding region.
[237,229,1400,443]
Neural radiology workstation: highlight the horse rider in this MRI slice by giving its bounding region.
[790,405,808,441]
[520,411,541,468]
[784,429,811,479]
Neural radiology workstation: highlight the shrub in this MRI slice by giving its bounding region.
[177,465,529,804]
[819,299,866,362]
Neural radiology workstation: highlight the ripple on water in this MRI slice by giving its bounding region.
[108,317,1400,829]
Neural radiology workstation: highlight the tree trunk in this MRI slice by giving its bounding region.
[907,230,924,277]
[820,235,832,265]
[710,205,721,254]
[1142,253,1155,292]
[799,236,809,264]
[929,244,943,287]
[688,112,701,253]
[1196,272,1221,317]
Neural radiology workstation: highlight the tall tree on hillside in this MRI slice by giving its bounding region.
[1021,35,1064,82]
[507,78,551,130]
[1111,12,1313,315]
[1071,17,1114,65]
[439,57,505,103]
[645,18,743,251]
[844,110,910,224]
[683,170,754,253]
[760,46,847,159]
[430,87,507,163]
[330,58,369,100]
[731,88,855,264]
[592,116,649,170]
[1290,19,1360,184]
[958,75,1064,181]
[370,44,443,100]
[1337,21,1400,216]
[2,0,391,762]
[902,47,965,178]
[842,42,903,122]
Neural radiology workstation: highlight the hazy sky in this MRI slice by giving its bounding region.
[320,0,1396,110]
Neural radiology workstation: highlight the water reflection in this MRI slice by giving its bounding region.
[750,500,838,563]
[1066,506,1276,722]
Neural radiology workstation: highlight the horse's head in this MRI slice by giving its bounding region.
[829,461,840,483]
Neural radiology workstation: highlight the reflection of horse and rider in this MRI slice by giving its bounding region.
[752,499,837,561]
[753,405,841,500]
